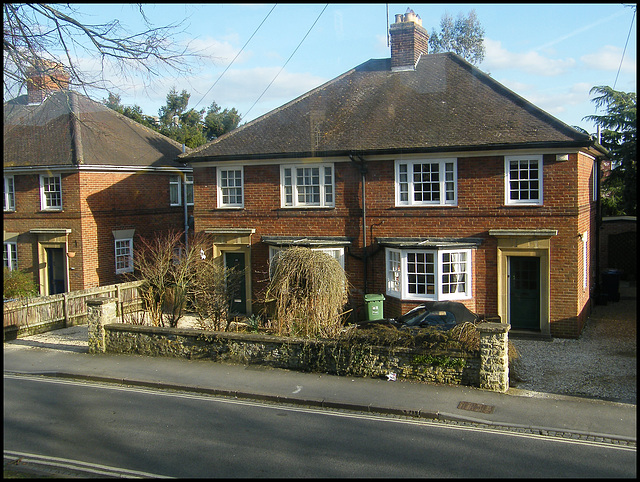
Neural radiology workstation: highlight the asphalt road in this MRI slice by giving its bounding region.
[4,374,636,478]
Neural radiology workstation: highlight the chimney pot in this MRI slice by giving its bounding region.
[389,10,429,71]
[26,59,70,104]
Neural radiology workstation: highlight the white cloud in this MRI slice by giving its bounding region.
[188,36,253,66]
[216,67,327,104]
[482,38,576,77]
[581,45,636,74]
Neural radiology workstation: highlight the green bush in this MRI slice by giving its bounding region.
[3,268,38,299]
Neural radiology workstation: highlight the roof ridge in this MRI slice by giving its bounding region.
[443,52,589,140]
[70,91,190,153]
[182,64,362,159]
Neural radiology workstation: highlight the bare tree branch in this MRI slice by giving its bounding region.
[3,3,202,99]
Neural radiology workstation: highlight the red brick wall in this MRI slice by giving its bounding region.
[192,151,595,336]
[389,20,429,69]
[4,170,190,291]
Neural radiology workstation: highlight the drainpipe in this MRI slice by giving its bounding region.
[594,152,602,300]
[182,144,189,253]
[349,154,368,294]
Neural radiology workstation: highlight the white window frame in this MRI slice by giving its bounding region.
[39,174,62,211]
[505,155,543,206]
[395,159,457,207]
[4,176,15,212]
[185,174,194,206]
[114,238,134,274]
[385,248,472,301]
[3,242,18,270]
[169,174,194,207]
[280,163,335,208]
[217,167,244,208]
[169,175,181,206]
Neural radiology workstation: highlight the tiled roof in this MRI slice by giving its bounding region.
[4,90,187,169]
[183,53,592,162]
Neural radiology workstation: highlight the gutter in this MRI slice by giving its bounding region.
[183,140,601,164]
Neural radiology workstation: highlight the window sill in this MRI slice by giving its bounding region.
[502,203,543,208]
[278,206,335,210]
[393,204,457,208]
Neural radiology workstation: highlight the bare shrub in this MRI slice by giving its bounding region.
[189,256,245,331]
[133,231,201,327]
[122,309,148,326]
[265,247,349,339]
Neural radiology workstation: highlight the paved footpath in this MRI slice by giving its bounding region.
[4,333,636,446]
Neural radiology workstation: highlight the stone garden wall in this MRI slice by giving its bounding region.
[88,297,510,392]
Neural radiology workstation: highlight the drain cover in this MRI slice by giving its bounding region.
[457,401,495,414]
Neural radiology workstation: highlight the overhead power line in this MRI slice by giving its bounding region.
[243,3,328,121]
[613,7,635,90]
[193,4,278,111]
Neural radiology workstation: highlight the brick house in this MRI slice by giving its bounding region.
[4,64,193,295]
[182,11,607,338]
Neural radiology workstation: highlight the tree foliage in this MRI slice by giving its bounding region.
[584,86,637,216]
[429,10,485,65]
[3,3,197,99]
[102,92,157,129]
[205,101,242,140]
[3,268,38,299]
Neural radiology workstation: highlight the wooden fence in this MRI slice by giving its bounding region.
[3,281,145,337]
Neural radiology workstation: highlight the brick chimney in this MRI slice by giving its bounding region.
[389,9,429,72]
[26,59,70,104]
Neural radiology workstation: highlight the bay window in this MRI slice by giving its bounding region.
[385,248,471,301]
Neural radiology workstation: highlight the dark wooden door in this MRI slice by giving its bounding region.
[508,256,540,330]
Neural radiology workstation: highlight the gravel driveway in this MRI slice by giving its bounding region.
[510,281,636,405]
[6,283,636,404]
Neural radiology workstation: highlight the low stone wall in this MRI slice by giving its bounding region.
[88,297,510,392]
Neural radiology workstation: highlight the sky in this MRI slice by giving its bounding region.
[60,3,636,134]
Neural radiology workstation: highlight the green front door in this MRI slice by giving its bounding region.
[224,252,247,315]
[508,256,540,330]
[45,247,65,295]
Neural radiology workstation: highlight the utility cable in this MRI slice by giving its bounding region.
[242,3,328,121]
[613,7,635,90]
[193,3,278,111]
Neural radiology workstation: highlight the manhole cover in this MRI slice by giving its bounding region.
[457,401,495,414]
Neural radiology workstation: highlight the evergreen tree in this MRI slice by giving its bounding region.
[585,86,637,216]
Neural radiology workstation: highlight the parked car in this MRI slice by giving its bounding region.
[358,301,480,331]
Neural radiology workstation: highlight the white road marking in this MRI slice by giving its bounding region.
[5,373,636,453]
[4,449,172,478]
